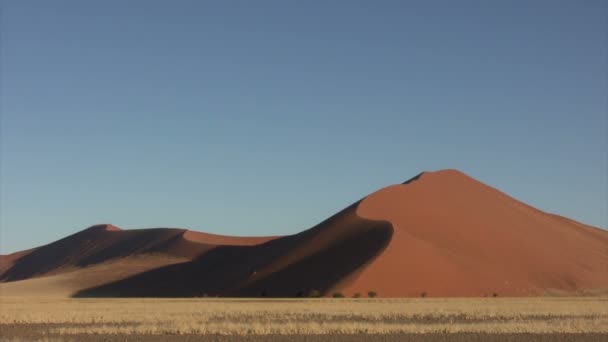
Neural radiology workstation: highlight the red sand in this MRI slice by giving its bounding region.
[2,169,607,297]
[340,169,608,296]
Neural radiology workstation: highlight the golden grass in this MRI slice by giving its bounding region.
[0,338,73,342]
[1,297,607,335]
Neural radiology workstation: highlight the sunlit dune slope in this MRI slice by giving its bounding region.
[340,169,608,296]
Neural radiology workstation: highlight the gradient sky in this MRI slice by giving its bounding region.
[1,0,607,254]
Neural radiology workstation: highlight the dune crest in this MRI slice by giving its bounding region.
[182,230,277,246]
[1,169,606,298]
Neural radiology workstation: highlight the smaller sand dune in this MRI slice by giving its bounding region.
[70,201,393,298]
[0,224,258,283]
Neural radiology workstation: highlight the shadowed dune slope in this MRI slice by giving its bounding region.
[2,169,607,297]
[73,202,393,297]
[0,249,36,276]
[0,255,191,297]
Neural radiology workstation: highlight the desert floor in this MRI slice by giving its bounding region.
[0,297,606,341]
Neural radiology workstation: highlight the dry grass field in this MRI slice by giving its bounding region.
[1,297,607,341]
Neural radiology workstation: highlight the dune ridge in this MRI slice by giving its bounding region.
[1,169,606,297]
[0,224,239,282]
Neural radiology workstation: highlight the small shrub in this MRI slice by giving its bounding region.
[492,292,498,298]
[421,292,427,298]
[353,293,361,298]
[368,291,377,298]
[308,289,322,298]
[332,292,345,298]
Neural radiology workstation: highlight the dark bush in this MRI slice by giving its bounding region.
[332,292,345,298]
[353,293,361,298]
[308,289,322,298]
[492,292,498,298]
[368,291,377,298]
[421,292,427,298]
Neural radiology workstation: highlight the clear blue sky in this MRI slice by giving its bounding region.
[1,0,606,254]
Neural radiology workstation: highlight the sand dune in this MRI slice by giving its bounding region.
[342,169,608,297]
[1,169,607,297]
[0,224,275,283]
[65,202,392,297]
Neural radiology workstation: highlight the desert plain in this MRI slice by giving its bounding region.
[1,296,608,341]
[1,170,607,341]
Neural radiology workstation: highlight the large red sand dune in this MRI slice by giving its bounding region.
[343,169,608,297]
[1,169,606,297]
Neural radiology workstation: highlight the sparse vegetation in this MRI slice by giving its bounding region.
[308,289,321,298]
[0,297,606,337]
[493,293,498,298]
[353,292,361,298]
[421,292,427,298]
[332,292,345,298]
[368,291,377,298]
